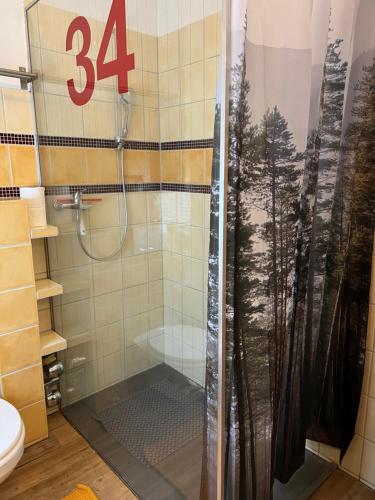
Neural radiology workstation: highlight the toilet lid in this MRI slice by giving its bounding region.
[0,399,23,461]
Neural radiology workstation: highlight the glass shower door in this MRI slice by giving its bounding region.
[26,0,223,498]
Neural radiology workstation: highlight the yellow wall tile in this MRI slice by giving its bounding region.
[168,69,180,107]
[167,31,179,70]
[191,62,204,102]
[191,20,204,63]
[160,108,169,142]
[38,3,78,53]
[0,287,38,334]
[181,104,192,141]
[32,239,47,278]
[182,149,205,184]
[39,146,51,185]
[216,13,222,55]
[205,149,213,184]
[49,147,86,185]
[180,66,192,105]
[144,108,160,142]
[1,364,44,409]
[124,150,145,183]
[0,144,11,186]
[205,14,218,60]
[0,200,30,245]
[128,29,143,70]
[0,90,5,132]
[19,400,48,446]
[191,101,205,140]
[162,151,181,183]
[47,147,67,185]
[205,57,218,100]
[86,149,118,185]
[64,148,87,185]
[179,25,191,66]
[2,89,33,134]
[159,72,169,108]
[144,151,161,183]
[158,35,168,73]
[9,145,38,186]
[38,307,52,333]
[0,245,35,292]
[168,107,181,142]
[127,105,145,141]
[142,34,158,73]
[0,326,40,375]
[205,99,216,139]
[143,72,158,109]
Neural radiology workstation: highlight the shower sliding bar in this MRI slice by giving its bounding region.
[0,66,37,89]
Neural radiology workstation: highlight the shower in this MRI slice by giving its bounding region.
[54,91,133,262]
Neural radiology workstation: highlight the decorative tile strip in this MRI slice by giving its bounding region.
[0,183,211,198]
[0,133,35,145]
[44,183,211,196]
[1,133,214,151]
[0,187,20,199]
[161,139,214,150]
[39,136,160,150]
[161,183,211,194]
[45,183,161,196]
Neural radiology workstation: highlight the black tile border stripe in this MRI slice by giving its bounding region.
[1,183,211,199]
[43,184,211,196]
[0,133,213,151]
[0,187,20,199]
[161,139,214,150]
[162,183,211,194]
[0,133,35,145]
[44,184,161,195]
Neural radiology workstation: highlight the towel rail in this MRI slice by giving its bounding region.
[0,66,38,89]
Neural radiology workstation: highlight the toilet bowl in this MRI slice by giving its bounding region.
[0,399,25,484]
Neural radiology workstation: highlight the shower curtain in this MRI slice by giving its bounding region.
[202,0,375,498]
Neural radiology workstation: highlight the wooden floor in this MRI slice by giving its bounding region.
[311,470,375,499]
[0,413,374,500]
[0,413,135,500]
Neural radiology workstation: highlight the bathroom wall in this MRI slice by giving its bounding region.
[26,0,221,398]
[0,200,48,446]
[27,0,165,402]
[158,0,221,385]
[0,87,38,186]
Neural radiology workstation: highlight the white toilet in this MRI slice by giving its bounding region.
[0,399,25,484]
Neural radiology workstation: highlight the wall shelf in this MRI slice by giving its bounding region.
[36,279,63,300]
[40,330,67,356]
[31,225,59,239]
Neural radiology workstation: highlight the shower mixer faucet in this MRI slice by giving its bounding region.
[53,191,92,211]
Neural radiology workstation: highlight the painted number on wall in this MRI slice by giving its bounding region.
[66,0,135,106]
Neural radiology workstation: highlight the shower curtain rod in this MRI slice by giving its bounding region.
[0,66,37,89]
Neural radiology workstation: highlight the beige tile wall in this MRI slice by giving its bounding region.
[0,89,39,187]
[0,200,48,446]
[162,191,210,385]
[28,3,159,143]
[45,192,163,403]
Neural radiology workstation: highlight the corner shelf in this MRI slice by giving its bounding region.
[31,225,59,239]
[40,330,67,357]
[36,279,63,300]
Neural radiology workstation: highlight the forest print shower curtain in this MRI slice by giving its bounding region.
[201,0,375,498]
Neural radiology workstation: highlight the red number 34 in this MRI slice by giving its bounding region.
[66,0,135,106]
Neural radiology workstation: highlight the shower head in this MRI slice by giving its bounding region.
[115,89,133,150]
